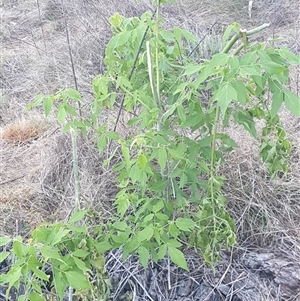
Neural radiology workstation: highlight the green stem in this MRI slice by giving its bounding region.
[222,23,270,54]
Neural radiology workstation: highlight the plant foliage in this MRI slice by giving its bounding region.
[1,1,299,299]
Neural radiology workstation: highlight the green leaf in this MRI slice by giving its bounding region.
[13,238,23,258]
[239,65,261,77]
[50,228,70,246]
[72,249,90,258]
[271,90,284,118]
[175,218,195,231]
[155,213,169,221]
[169,149,185,160]
[278,48,300,65]
[26,95,44,111]
[166,239,182,248]
[177,104,186,123]
[157,244,167,260]
[57,106,66,123]
[143,213,154,222]
[138,246,150,268]
[64,271,91,290]
[112,221,128,231]
[0,236,11,247]
[123,237,140,259]
[114,197,130,217]
[168,246,188,271]
[231,79,249,104]
[215,83,237,115]
[283,89,300,116]
[29,292,45,301]
[261,60,287,74]
[32,227,51,242]
[159,30,174,42]
[73,257,89,272]
[31,267,50,281]
[157,148,168,170]
[63,103,78,116]
[94,241,111,254]
[152,200,164,214]
[183,65,202,76]
[40,245,63,261]
[68,210,87,224]
[137,154,147,170]
[0,252,9,263]
[169,223,180,238]
[6,267,22,298]
[138,226,154,242]
[66,88,82,102]
[121,145,131,170]
[106,131,119,140]
[43,97,53,116]
[97,134,108,153]
[53,270,67,300]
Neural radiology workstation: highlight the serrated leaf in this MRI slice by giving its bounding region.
[278,48,300,65]
[157,244,167,260]
[53,270,67,300]
[137,154,147,170]
[73,257,89,271]
[168,148,185,160]
[97,134,108,153]
[0,236,11,247]
[152,200,164,214]
[64,271,91,290]
[271,90,284,118]
[123,237,140,259]
[64,103,78,116]
[112,221,128,231]
[159,30,174,43]
[168,246,188,271]
[215,83,237,115]
[138,246,150,268]
[0,252,10,263]
[66,88,82,102]
[283,89,300,116]
[157,148,167,170]
[177,104,186,123]
[175,218,195,231]
[50,228,70,246]
[239,65,261,77]
[68,210,87,224]
[155,213,169,221]
[12,238,23,258]
[183,65,202,76]
[106,131,119,140]
[169,223,180,238]
[40,246,63,261]
[72,249,90,257]
[261,60,287,74]
[114,197,130,217]
[138,226,154,242]
[166,239,182,248]
[43,97,53,116]
[29,292,45,301]
[31,267,49,281]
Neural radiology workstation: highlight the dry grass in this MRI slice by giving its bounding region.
[0,118,47,144]
[0,0,299,299]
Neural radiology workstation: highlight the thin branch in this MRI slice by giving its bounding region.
[36,0,47,52]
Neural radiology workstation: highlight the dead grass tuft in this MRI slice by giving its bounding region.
[0,118,47,144]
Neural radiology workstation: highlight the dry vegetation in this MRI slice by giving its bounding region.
[0,0,299,300]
